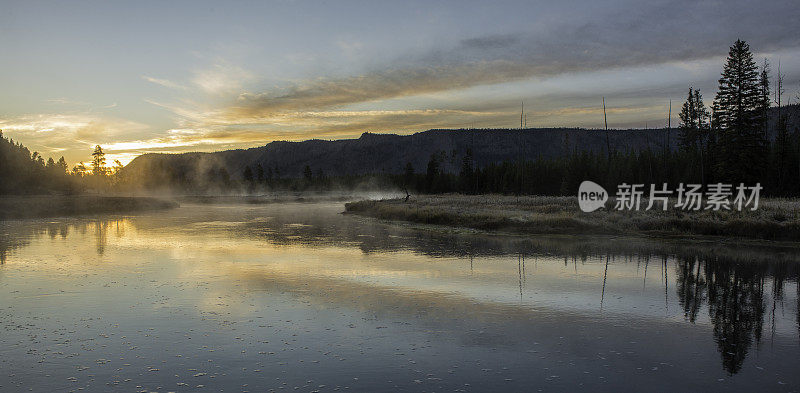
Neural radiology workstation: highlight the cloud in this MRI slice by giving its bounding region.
[460,34,520,50]
[220,0,799,122]
[229,61,531,118]
[0,113,150,164]
[142,76,186,90]
[17,0,796,164]
[191,61,254,95]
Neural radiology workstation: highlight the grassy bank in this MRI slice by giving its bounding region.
[0,195,179,219]
[345,194,800,241]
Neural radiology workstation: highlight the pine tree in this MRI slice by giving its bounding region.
[256,164,264,183]
[758,59,771,136]
[91,145,107,176]
[426,154,440,193]
[679,88,710,183]
[242,165,255,192]
[678,88,698,150]
[242,166,254,182]
[712,39,766,183]
[459,149,475,193]
[57,157,68,174]
[679,88,711,149]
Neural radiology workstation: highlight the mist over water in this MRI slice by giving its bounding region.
[1,202,798,392]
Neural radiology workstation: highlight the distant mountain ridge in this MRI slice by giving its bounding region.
[125,127,670,180]
[122,104,799,184]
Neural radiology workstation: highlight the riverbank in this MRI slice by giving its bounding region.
[0,195,179,219]
[344,194,800,241]
[177,191,399,205]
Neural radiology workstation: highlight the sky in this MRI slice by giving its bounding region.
[1,0,799,167]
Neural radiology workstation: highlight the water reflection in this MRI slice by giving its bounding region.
[706,260,766,374]
[0,218,127,260]
[0,203,798,388]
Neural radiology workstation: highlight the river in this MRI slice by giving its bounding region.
[1,202,798,392]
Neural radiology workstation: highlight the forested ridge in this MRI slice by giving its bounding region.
[0,131,74,194]
[3,40,800,197]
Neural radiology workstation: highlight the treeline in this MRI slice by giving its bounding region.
[0,131,75,194]
[6,39,799,197]
[0,132,125,195]
[243,39,798,197]
[401,140,799,196]
[403,39,800,196]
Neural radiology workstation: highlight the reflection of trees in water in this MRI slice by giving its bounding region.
[6,208,798,375]
[94,221,108,255]
[0,227,31,264]
[229,208,800,374]
[0,219,126,262]
[705,260,766,374]
[674,256,798,375]
[676,258,706,323]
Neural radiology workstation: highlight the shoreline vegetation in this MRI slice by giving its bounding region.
[344,194,800,242]
[0,195,178,220]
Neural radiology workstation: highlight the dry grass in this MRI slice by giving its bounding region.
[345,194,800,241]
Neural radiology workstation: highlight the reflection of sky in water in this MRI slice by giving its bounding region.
[0,203,798,392]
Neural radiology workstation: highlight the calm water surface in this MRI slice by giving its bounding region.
[1,202,799,392]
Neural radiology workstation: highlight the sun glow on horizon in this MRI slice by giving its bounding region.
[3,1,799,169]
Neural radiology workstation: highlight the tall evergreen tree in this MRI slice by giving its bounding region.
[678,88,698,150]
[242,166,254,182]
[679,88,711,148]
[459,149,475,193]
[679,88,711,183]
[57,156,68,174]
[713,39,766,183]
[758,59,771,136]
[256,164,265,183]
[91,145,107,176]
[242,165,255,192]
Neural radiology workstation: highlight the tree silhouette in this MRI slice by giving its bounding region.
[256,164,265,183]
[713,39,767,183]
[57,157,68,174]
[242,166,255,192]
[92,145,107,176]
[678,88,711,184]
[459,148,475,193]
[426,154,440,193]
[0,131,75,194]
[675,258,707,323]
[705,260,765,374]
[758,59,771,135]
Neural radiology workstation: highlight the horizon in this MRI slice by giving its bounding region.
[2,0,800,167]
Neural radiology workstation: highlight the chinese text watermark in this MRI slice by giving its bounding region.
[578,181,761,213]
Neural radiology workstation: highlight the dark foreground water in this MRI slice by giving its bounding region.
[1,202,798,392]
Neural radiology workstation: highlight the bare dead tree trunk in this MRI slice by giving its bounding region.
[603,97,610,160]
